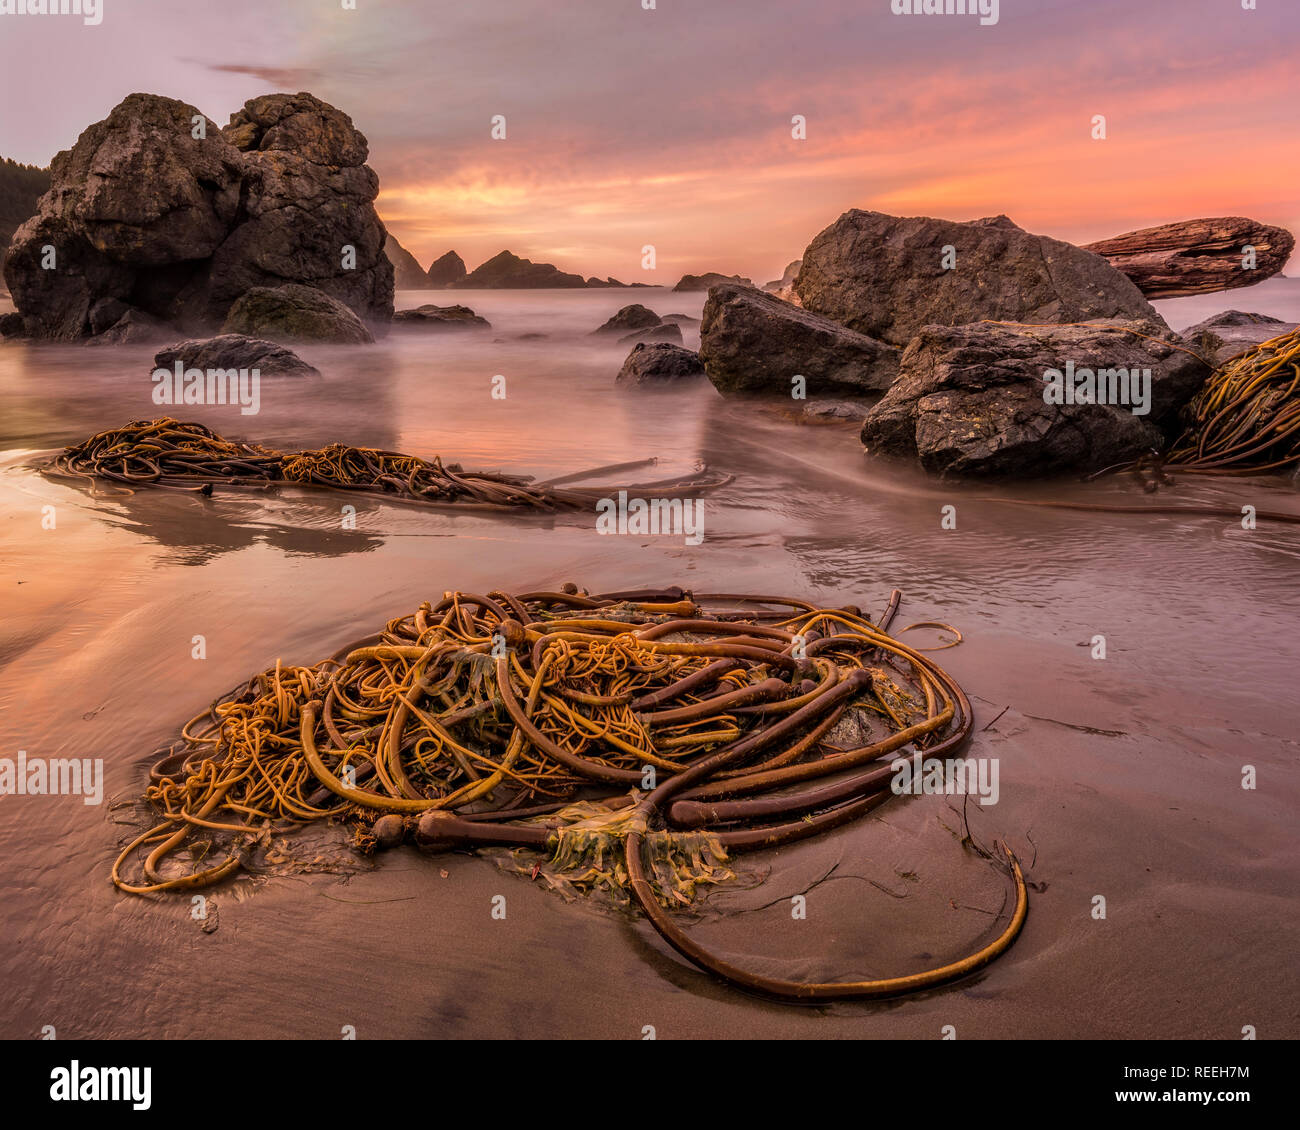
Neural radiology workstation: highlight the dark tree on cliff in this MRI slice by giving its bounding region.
[0,158,52,247]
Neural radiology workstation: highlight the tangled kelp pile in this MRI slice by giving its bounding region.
[1166,326,1300,474]
[113,585,1026,1001]
[52,419,729,510]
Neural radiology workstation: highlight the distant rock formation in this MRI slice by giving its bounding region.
[593,304,661,335]
[221,284,374,344]
[1085,218,1295,298]
[673,272,754,292]
[616,343,707,386]
[386,234,432,290]
[1179,310,1299,365]
[763,260,802,297]
[459,250,588,288]
[859,319,1209,477]
[154,335,320,378]
[619,323,682,346]
[392,303,490,329]
[3,92,393,340]
[427,250,467,288]
[700,283,898,396]
[796,210,1162,347]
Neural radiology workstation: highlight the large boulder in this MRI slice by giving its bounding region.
[391,303,489,329]
[859,319,1211,478]
[699,283,899,396]
[1179,311,1299,366]
[593,304,661,335]
[616,343,707,386]
[220,284,373,343]
[3,92,393,339]
[427,250,467,287]
[795,210,1162,348]
[458,250,587,288]
[209,93,392,325]
[386,234,431,290]
[154,334,320,378]
[1085,218,1295,298]
[673,271,753,292]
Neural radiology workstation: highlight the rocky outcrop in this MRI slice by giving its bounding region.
[661,313,699,326]
[763,259,802,302]
[2,92,393,340]
[427,250,467,288]
[458,251,588,288]
[859,319,1211,478]
[386,234,431,289]
[673,272,753,292]
[699,283,899,396]
[1085,218,1295,298]
[154,334,320,377]
[220,284,373,343]
[1179,310,1298,365]
[392,303,490,329]
[593,304,661,335]
[616,343,707,386]
[795,210,1162,347]
[0,312,23,338]
[619,323,682,346]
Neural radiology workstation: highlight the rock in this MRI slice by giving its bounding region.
[0,312,25,338]
[84,308,175,345]
[619,323,682,346]
[859,319,1211,478]
[391,303,490,329]
[763,259,802,299]
[154,334,320,377]
[458,250,588,288]
[1179,310,1298,366]
[88,297,131,336]
[221,283,374,343]
[371,814,405,850]
[593,304,661,335]
[673,272,754,292]
[516,332,548,340]
[699,283,899,396]
[386,234,431,289]
[803,399,870,422]
[3,92,393,339]
[1085,218,1295,298]
[427,250,467,288]
[210,93,392,326]
[660,313,699,326]
[795,210,1162,347]
[616,343,707,386]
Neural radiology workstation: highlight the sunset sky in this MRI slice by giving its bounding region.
[2,0,1296,284]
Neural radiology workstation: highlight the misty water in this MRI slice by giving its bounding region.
[1,283,1297,1037]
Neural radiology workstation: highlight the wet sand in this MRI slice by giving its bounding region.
[1,285,1297,1038]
